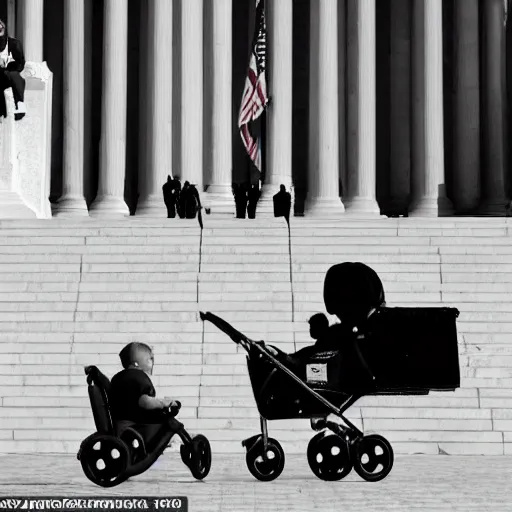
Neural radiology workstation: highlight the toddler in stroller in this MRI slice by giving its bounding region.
[200,262,460,483]
[77,342,212,487]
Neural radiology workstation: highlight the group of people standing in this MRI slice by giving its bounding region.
[161,178,293,221]
[233,183,261,219]
[162,176,202,219]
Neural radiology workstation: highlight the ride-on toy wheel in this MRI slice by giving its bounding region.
[188,435,212,480]
[352,434,394,482]
[307,432,353,481]
[119,428,147,465]
[246,438,285,482]
[79,434,130,487]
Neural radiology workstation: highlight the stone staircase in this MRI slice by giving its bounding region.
[0,217,511,456]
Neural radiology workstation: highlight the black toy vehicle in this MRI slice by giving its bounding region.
[77,366,211,487]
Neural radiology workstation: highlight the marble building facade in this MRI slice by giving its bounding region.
[0,0,511,217]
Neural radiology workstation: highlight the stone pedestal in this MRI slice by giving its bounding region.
[0,63,53,219]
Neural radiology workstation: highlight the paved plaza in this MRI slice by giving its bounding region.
[0,454,510,511]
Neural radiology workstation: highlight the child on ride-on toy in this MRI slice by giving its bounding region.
[109,342,183,449]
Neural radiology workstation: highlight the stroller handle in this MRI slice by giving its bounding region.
[200,311,255,348]
[199,311,343,416]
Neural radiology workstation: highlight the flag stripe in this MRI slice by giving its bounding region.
[238,0,268,174]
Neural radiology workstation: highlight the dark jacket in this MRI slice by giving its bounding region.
[1,37,25,73]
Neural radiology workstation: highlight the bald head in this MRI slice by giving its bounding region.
[119,342,154,374]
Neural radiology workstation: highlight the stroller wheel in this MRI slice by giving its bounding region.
[352,434,394,482]
[307,432,352,481]
[189,435,212,480]
[246,438,285,482]
[79,434,130,488]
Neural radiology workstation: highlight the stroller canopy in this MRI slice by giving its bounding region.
[323,262,385,322]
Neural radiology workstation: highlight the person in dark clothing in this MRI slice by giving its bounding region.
[266,262,386,432]
[266,262,386,363]
[247,183,261,219]
[233,183,249,219]
[162,175,181,218]
[109,342,183,448]
[273,184,291,222]
[177,181,201,219]
[308,313,329,342]
[0,19,26,120]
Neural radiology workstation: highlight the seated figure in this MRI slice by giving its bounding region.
[265,262,386,427]
[162,175,181,218]
[268,262,386,365]
[0,19,26,120]
[109,342,183,450]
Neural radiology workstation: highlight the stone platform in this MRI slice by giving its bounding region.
[1,216,512,455]
[0,454,511,511]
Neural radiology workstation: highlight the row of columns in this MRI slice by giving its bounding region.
[390,0,507,215]
[15,0,509,218]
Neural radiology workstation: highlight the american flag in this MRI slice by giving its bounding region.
[238,0,268,173]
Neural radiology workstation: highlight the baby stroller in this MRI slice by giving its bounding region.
[77,366,212,487]
[200,306,460,483]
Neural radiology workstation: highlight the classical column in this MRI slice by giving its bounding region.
[7,0,16,38]
[258,0,293,215]
[205,0,233,214]
[480,0,507,215]
[410,0,452,217]
[55,0,88,217]
[389,0,411,214]
[137,0,173,216]
[204,0,234,215]
[22,0,43,62]
[307,0,344,216]
[453,0,480,213]
[90,0,129,216]
[345,0,379,215]
[181,0,203,190]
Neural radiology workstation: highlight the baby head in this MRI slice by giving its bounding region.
[323,262,385,325]
[308,313,329,341]
[119,342,154,375]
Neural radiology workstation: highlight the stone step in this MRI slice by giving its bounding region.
[0,340,507,357]
[0,317,506,333]
[0,412,498,433]
[0,392,480,409]
[4,242,512,255]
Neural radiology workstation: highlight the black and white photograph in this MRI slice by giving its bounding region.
[0,0,511,510]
